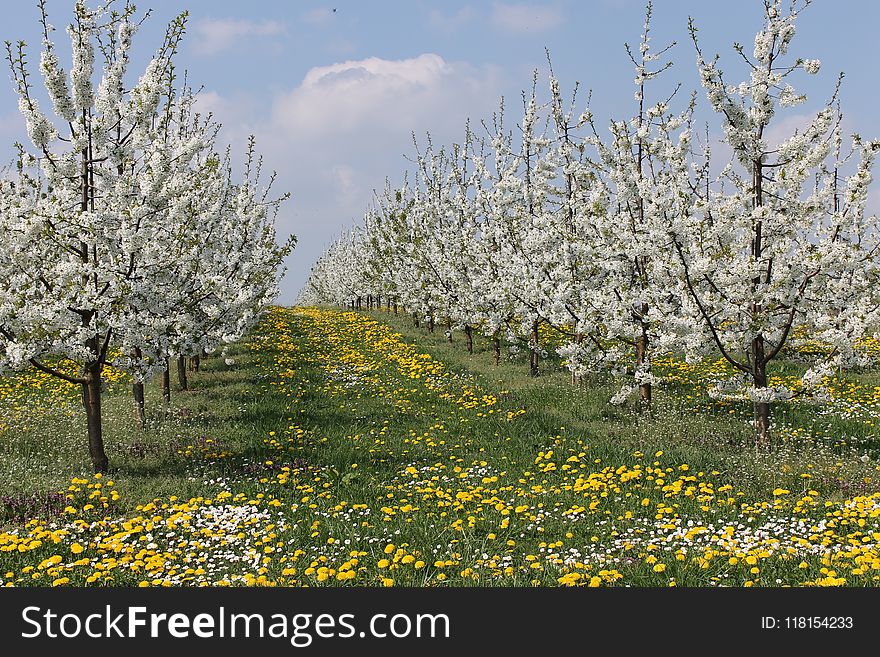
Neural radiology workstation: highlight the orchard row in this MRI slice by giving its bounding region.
[302,0,880,448]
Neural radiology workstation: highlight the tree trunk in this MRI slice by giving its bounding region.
[635,309,651,411]
[82,362,109,473]
[493,333,501,366]
[754,399,770,449]
[132,380,146,428]
[162,360,171,403]
[465,325,473,354]
[447,318,453,343]
[192,355,200,372]
[393,300,398,315]
[131,347,146,427]
[177,355,188,391]
[428,315,435,333]
[752,336,771,449]
[529,319,540,377]
[751,153,770,449]
[572,332,584,385]
[413,313,420,328]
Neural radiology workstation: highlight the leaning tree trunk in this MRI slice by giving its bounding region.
[465,325,473,354]
[82,361,109,473]
[177,355,188,391]
[752,336,771,449]
[162,359,171,403]
[529,319,540,377]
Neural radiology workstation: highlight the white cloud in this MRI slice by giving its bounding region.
[763,113,815,150]
[192,90,261,146]
[192,90,229,118]
[191,54,504,302]
[192,18,287,56]
[331,164,359,201]
[270,54,499,140]
[246,53,502,302]
[491,2,562,33]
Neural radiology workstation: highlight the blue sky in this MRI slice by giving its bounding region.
[2,0,879,304]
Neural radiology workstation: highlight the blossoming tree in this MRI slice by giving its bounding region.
[0,1,292,470]
[565,2,697,408]
[677,0,880,447]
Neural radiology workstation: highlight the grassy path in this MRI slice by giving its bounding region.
[2,307,880,587]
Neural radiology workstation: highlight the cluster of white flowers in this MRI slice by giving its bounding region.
[802,58,821,74]
[609,384,637,406]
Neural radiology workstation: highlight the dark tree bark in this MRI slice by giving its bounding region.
[132,347,145,428]
[750,149,770,448]
[465,324,473,354]
[177,355,188,391]
[82,361,108,473]
[192,354,200,372]
[753,336,770,448]
[132,380,146,427]
[162,360,171,403]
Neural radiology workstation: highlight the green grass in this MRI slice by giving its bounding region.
[1,306,879,588]
[367,310,880,500]
[0,345,271,517]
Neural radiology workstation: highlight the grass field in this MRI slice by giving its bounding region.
[2,306,880,587]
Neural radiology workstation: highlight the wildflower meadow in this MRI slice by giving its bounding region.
[0,0,879,615]
[3,306,880,590]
